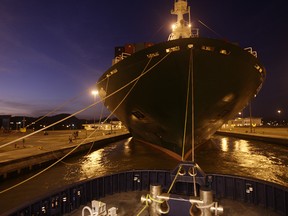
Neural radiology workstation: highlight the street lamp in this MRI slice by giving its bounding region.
[277,110,281,114]
[91,90,98,100]
[277,109,282,125]
[91,90,99,128]
[238,112,243,126]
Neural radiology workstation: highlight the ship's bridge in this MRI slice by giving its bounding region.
[168,0,199,41]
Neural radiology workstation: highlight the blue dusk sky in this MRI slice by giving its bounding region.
[0,0,287,119]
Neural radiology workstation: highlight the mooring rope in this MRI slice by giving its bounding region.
[0,52,171,150]
[0,128,99,194]
[198,19,225,39]
[189,47,198,197]
[101,52,171,123]
[102,57,153,124]
[168,165,183,194]
[181,52,191,161]
[189,47,195,163]
[168,47,197,198]
[0,51,171,194]
[136,194,149,216]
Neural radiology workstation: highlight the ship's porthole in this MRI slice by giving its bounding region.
[201,45,214,51]
[166,46,180,53]
[222,93,234,103]
[219,49,230,55]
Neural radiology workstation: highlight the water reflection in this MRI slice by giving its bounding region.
[234,140,249,153]
[64,137,179,182]
[80,149,105,179]
[73,136,288,188]
[0,135,287,214]
[196,135,288,187]
[123,137,132,156]
[220,138,228,152]
[220,138,250,153]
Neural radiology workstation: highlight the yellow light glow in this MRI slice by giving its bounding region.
[277,110,281,114]
[234,140,249,153]
[91,90,98,96]
[79,149,107,180]
[220,138,228,152]
[171,24,176,30]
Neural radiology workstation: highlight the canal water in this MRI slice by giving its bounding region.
[0,135,288,214]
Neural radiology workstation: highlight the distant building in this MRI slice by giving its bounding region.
[221,117,262,129]
[0,115,11,131]
[82,121,124,131]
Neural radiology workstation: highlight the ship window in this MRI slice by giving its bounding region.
[147,52,160,58]
[132,111,145,120]
[166,46,180,53]
[201,45,214,51]
[254,64,263,73]
[106,69,118,77]
[222,93,234,103]
[219,49,230,55]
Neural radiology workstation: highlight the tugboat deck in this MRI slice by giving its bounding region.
[68,190,280,216]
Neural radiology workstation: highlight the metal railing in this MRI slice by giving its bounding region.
[112,52,131,65]
[244,47,258,58]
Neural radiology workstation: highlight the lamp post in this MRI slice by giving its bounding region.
[91,90,98,129]
[238,112,243,126]
[277,109,282,126]
[249,102,252,133]
[91,90,98,101]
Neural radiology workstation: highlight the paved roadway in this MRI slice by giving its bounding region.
[221,126,288,136]
[1,126,287,164]
[218,126,288,139]
[0,129,129,163]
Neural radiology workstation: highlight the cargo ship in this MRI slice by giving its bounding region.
[96,0,266,161]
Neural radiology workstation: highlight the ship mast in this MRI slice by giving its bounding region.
[168,0,198,40]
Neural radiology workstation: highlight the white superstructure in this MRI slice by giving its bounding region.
[168,0,199,40]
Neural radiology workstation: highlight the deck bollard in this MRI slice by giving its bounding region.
[150,184,162,215]
[141,184,170,215]
[190,188,223,216]
[141,185,223,215]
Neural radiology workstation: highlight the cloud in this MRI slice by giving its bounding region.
[0,100,32,116]
[0,99,57,117]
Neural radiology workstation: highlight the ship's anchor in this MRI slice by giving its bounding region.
[140,162,223,216]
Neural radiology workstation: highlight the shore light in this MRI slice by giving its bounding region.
[277,110,281,114]
[171,24,176,30]
[91,90,98,97]
[91,90,99,127]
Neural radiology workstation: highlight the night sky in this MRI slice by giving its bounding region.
[0,0,287,119]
